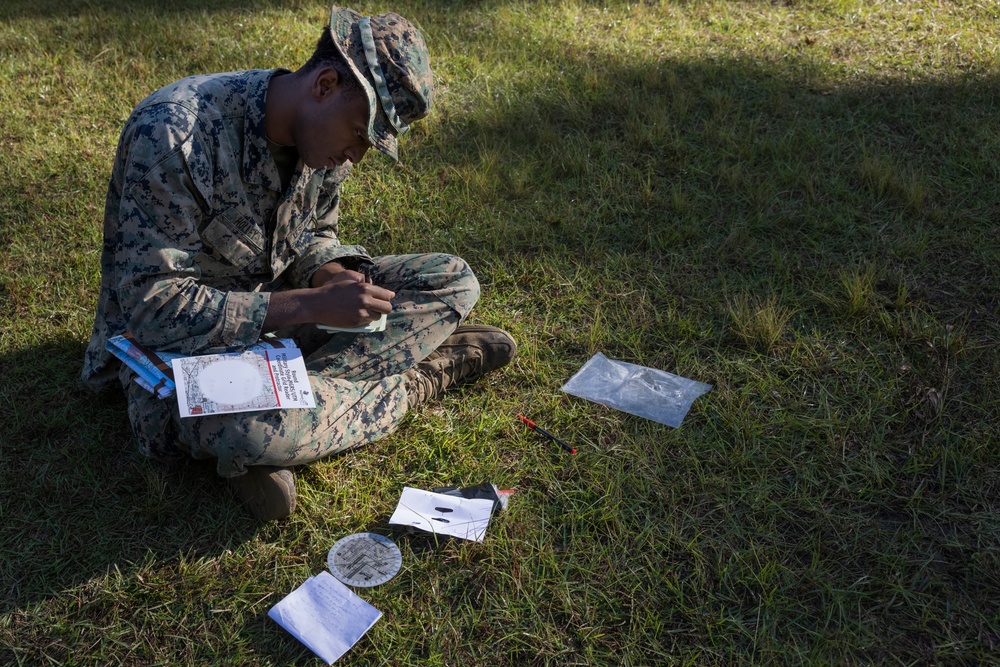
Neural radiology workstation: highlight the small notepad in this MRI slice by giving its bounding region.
[317,313,387,334]
[268,571,382,664]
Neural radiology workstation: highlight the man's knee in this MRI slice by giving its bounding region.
[448,254,481,301]
[419,253,480,319]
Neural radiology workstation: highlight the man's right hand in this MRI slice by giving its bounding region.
[262,270,395,332]
[311,269,395,327]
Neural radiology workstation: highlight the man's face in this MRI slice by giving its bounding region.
[294,69,373,170]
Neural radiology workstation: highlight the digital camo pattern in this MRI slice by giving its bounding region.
[84,68,478,475]
[127,253,479,476]
[329,5,433,160]
[83,68,364,391]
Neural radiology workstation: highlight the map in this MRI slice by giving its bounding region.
[172,347,315,417]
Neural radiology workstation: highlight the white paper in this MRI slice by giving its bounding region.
[388,487,494,542]
[317,312,387,334]
[268,571,382,665]
[172,347,315,418]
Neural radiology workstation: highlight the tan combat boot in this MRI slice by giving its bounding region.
[403,325,517,408]
[230,465,297,521]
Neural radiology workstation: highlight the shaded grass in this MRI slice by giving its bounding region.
[2,0,1000,665]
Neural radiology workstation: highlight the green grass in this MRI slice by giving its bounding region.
[2,0,999,664]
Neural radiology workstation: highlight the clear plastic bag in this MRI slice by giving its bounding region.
[560,353,711,428]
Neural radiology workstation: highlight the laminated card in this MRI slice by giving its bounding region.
[172,347,315,417]
[388,487,494,542]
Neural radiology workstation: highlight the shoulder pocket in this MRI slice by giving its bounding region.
[200,208,265,269]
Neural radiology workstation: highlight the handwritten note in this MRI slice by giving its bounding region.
[268,571,382,664]
[388,487,494,542]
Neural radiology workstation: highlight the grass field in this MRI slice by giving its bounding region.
[2,0,999,664]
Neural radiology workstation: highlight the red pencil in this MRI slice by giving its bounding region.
[517,414,577,454]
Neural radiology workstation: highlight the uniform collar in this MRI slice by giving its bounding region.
[244,68,293,191]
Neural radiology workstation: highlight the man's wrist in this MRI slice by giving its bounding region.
[263,288,318,332]
[310,261,346,288]
[310,258,373,287]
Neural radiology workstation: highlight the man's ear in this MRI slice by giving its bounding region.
[311,67,341,101]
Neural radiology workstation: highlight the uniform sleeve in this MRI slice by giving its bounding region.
[284,166,371,287]
[114,105,269,354]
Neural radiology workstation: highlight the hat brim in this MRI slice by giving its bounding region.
[329,6,399,161]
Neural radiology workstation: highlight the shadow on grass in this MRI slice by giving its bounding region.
[376,52,1000,411]
[421,55,1000,314]
[2,10,1000,661]
[0,0,286,21]
[0,336,268,616]
[0,0,518,21]
[365,47,1000,661]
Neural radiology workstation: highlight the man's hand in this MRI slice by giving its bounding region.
[310,268,395,326]
[309,261,351,288]
[263,262,395,332]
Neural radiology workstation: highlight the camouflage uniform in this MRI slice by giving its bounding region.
[82,68,477,477]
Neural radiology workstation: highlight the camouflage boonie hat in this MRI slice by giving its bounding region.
[328,5,433,161]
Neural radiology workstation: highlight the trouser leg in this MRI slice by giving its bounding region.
[124,253,480,477]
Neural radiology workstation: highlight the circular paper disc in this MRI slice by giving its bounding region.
[197,359,264,404]
[327,533,402,588]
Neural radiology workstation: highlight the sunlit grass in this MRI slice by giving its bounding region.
[2,0,999,665]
